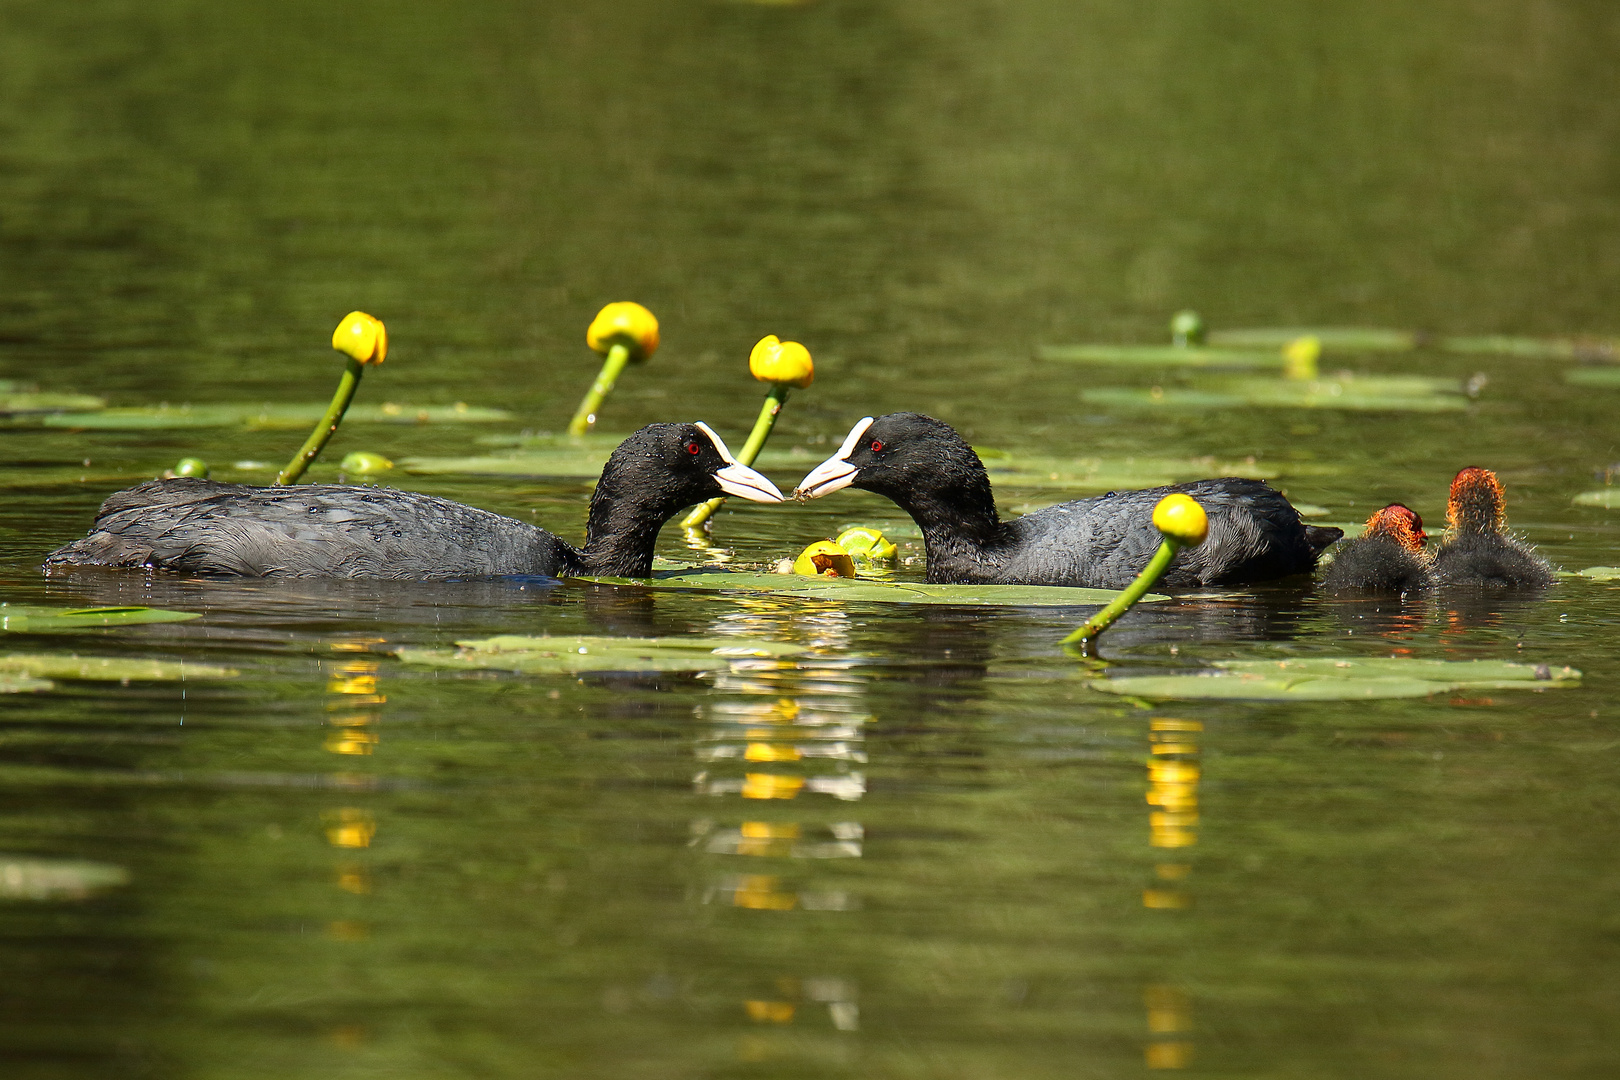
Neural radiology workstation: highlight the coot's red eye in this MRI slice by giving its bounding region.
[869,439,884,453]
[684,441,701,455]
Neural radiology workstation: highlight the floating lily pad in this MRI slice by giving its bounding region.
[1444,336,1620,361]
[42,402,510,431]
[975,449,1285,492]
[1037,344,1286,368]
[0,675,53,694]
[1572,490,1620,509]
[1206,328,1418,351]
[1086,657,1580,701]
[1563,368,1620,389]
[1574,566,1620,579]
[394,634,806,675]
[583,568,1159,607]
[0,654,235,681]
[1083,375,1466,412]
[0,605,202,632]
[0,392,107,416]
[402,442,815,480]
[0,855,129,900]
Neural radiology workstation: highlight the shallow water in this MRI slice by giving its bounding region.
[3,1,1620,1076]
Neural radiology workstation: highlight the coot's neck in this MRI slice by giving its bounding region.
[578,472,682,577]
[877,466,1012,580]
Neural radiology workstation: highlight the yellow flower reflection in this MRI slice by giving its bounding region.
[324,808,376,849]
[1145,985,1194,1069]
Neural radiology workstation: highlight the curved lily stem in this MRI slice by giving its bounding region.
[276,357,365,486]
[568,342,632,437]
[680,383,790,532]
[1061,538,1181,651]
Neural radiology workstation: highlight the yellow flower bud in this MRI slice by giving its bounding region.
[749,335,814,388]
[586,302,659,362]
[1283,335,1321,380]
[332,311,387,365]
[1152,493,1209,547]
[834,526,897,561]
[792,540,856,578]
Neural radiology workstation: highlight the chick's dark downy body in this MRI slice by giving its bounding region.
[44,423,780,580]
[796,413,1339,589]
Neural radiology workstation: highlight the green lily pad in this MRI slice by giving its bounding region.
[1572,489,1620,509]
[0,392,107,416]
[41,402,510,430]
[0,605,202,632]
[1083,375,1466,412]
[402,440,817,480]
[1206,328,1418,351]
[1444,336,1620,361]
[1086,657,1580,701]
[0,675,53,694]
[1563,367,1620,389]
[0,855,129,900]
[394,634,805,675]
[1574,566,1620,579]
[0,654,235,681]
[1037,344,1286,368]
[974,449,1284,491]
[583,568,1160,607]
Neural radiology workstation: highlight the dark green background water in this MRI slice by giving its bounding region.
[2,1,1619,1076]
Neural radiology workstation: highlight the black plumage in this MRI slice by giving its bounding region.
[794,413,1340,588]
[44,423,781,580]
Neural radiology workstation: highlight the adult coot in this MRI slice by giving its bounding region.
[1321,504,1435,592]
[1432,467,1555,588]
[793,413,1340,588]
[45,423,782,580]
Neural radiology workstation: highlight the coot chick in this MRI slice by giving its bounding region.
[1321,503,1435,592]
[45,423,782,580]
[793,413,1340,588]
[1432,467,1555,588]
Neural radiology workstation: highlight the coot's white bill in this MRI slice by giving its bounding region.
[692,421,784,502]
[794,416,873,499]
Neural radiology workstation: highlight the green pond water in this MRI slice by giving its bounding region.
[3,1,1620,1076]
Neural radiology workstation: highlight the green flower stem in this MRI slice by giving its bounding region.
[568,342,632,436]
[1061,538,1180,647]
[680,383,790,531]
[276,357,365,486]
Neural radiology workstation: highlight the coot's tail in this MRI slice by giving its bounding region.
[1304,525,1344,555]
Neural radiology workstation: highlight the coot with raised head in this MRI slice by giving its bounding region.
[1433,467,1555,588]
[1322,503,1435,592]
[794,413,1339,588]
[46,423,781,580]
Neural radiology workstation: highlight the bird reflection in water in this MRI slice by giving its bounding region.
[1143,717,1199,1069]
[689,603,866,1040]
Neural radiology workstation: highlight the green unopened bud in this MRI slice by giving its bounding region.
[834,526,897,561]
[1170,310,1206,347]
[170,457,209,478]
[340,451,394,475]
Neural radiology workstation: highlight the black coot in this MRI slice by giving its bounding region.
[793,413,1340,588]
[1432,467,1555,588]
[1321,503,1435,592]
[45,423,782,580]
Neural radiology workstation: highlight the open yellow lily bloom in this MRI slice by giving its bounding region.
[586,302,660,362]
[1152,494,1209,547]
[792,540,856,578]
[333,311,387,365]
[749,335,814,388]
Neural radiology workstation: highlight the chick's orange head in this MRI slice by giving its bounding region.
[1446,467,1506,534]
[1364,503,1426,550]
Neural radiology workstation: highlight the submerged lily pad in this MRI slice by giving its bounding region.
[0,605,202,632]
[584,569,1159,607]
[0,854,130,900]
[0,392,107,416]
[0,654,235,681]
[1086,657,1580,701]
[42,402,510,430]
[1445,335,1620,361]
[1563,367,1620,389]
[1037,344,1286,368]
[1083,375,1466,412]
[1572,490,1620,509]
[1574,566,1620,579]
[1206,327,1418,351]
[394,635,805,675]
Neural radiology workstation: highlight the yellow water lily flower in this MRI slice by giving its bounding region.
[332,311,388,365]
[1152,493,1209,547]
[749,335,815,388]
[792,540,856,577]
[586,301,660,362]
